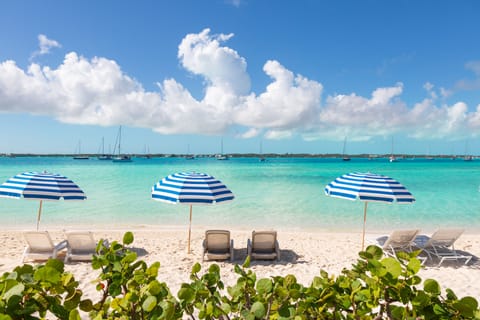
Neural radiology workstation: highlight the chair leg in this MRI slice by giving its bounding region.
[21,247,29,263]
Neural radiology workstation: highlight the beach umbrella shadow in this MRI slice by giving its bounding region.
[151,172,234,254]
[126,246,149,257]
[325,172,415,250]
[0,171,86,230]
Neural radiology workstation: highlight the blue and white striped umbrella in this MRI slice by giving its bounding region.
[151,172,234,253]
[152,172,234,204]
[0,171,86,230]
[324,172,415,249]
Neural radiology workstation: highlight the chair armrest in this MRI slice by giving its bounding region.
[275,240,280,261]
[230,239,234,262]
[53,240,69,259]
[247,239,252,257]
[21,246,30,263]
[202,239,207,262]
[56,240,68,251]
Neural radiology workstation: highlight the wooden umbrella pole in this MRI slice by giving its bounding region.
[36,200,43,231]
[188,204,192,254]
[362,202,368,250]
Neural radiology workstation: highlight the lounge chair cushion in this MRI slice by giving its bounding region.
[377,229,420,256]
[418,228,472,266]
[64,231,101,262]
[22,231,67,263]
[248,231,280,261]
[203,230,234,262]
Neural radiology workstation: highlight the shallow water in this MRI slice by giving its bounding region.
[0,156,479,232]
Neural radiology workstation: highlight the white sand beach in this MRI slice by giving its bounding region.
[0,226,479,309]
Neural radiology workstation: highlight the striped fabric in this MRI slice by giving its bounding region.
[0,171,86,201]
[324,172,415,203]
[151,172,234,204]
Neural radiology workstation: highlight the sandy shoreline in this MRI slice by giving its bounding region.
[1,227,479,309]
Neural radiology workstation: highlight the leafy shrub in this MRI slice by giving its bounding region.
[0,259,84,319]
[0,232,478,319]
[87,231,182,319]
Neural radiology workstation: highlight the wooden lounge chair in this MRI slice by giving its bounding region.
[247,230,280,261]
[418,228,472,266]
[377,229,420,257]
[22,231,68,263]
[64,231,100,263]
[202,230,234,262]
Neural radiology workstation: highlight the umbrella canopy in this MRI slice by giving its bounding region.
[0,171,86,230]
[151,172,234,253]
[324,172,415,249]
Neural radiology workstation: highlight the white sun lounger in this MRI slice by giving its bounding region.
[202,230,234,262]
[64,231,100,263]
[418,228,472,266]
[22,231,68,263]
[247,230,280,261]
[377,229,420,257]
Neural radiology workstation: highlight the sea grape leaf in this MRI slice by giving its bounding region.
[34,266,61,284]
[123,231,134,245]
[251,301,266,318]
[142,295,157,312]
[256,278,273,295]
[381,257,402,278]
[3,283,24,303]
[454,296,478,317]
[424,279,441,296]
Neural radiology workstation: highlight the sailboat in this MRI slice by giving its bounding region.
[216,137,229,160]
[259,139,266,162]
[389,137,397,162]
[464,140,473,161]
[425,146,434,160]
[185,144,195,160]
[112,126,132,162]
[73,141,89,160]
[342,137,350,161]
[97,137,112,160]
[139,145,152,159]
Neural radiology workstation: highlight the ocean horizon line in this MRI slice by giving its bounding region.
[0,153,477,159]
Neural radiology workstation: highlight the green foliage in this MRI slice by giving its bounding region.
[88,232,182,319]
[0,259,84,319]
[0,233,479,319]
[178,263,228,319]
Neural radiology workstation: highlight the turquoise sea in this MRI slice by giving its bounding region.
[0,156,479,232]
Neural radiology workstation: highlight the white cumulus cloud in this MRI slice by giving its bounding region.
[234,60,323,133]
[0,29,479,142]
[178,28,250,96]
[30,34,61,60]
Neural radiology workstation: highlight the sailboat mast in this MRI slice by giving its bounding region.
[391,136,394,156]
[389,136,397,162]
[342,136,351,161]
[118,126,122,155]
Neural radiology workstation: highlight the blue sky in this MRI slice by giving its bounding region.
[1,0,480,155]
